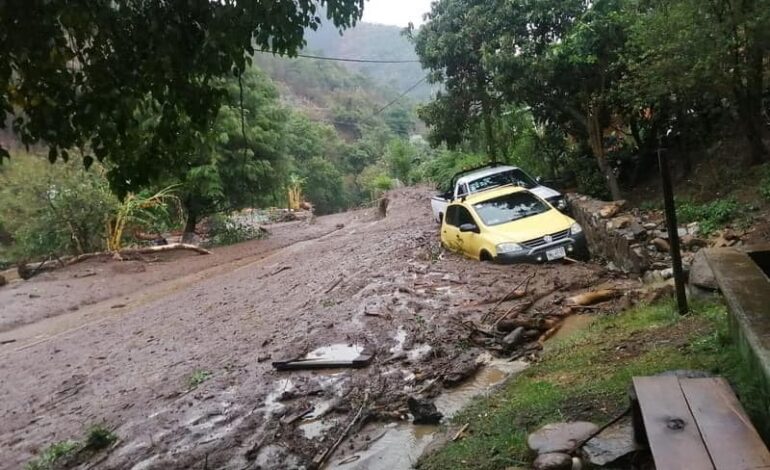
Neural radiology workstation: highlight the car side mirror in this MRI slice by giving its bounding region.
[536,176,543,184]
[459,223,480,233]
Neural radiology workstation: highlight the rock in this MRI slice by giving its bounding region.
[599,201,625,219]
[407,397,443,424]
[643,222,658,230]
[680,234,708,251]
[643,282,675,304]
[582,421,641,466]
[609,215,634,230]
[677,227,688,238]
[442,349,482,387]
[0,274,6,287]
[528,422,599,454]
[532,453,573,470]
[689,250,718,290]
[501,327,526,350]
[628,221,647,239]
[686,222,700,236]
[652,238,670,253]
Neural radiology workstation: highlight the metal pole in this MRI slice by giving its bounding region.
[658,140,689,315]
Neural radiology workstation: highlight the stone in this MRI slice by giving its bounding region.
[689,250,719,290]
[677,227,688,238]
[610,215,634,230]
[680,234,708,251]
[643,222,658,230]
[687,222,700,236]
[407,397,443,424]
[582,421,641,466]
[532,453,573,470]
[528,422,599,454]
[652,238,671,253]
[598,201,625,219]
[628,221,647,239]
[442,349,482,387]
[502,327,526,350]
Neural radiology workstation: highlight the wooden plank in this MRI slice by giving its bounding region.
[681,377,770,470]
[633,376,715,470]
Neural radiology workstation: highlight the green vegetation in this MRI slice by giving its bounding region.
[187,370,212,390]
[25,441,79,470]
[415,0,770,200]
[0,155,118,261]
[25,425,118,470]
[419,300,763,469]
[677,198,749,235]
[84,425,118,451]
[207,215,268,247]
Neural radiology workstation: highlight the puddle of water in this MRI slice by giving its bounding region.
[331,360,529,470]
[305,344,365,362]
[263,378,294,414]
[300,418,337,439]
[547,314,593,346]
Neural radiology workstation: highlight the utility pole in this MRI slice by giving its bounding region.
[658,135,689,315]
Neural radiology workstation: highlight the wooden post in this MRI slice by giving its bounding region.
[658,139,689,315]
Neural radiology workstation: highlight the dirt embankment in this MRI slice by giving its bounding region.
[0,187,632,469]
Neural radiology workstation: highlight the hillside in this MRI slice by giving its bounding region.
[302,21,434,102]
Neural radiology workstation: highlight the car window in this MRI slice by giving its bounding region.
[445,205,459,227]
[473,191,549,226]
[467,169,538,193]
[456,183,469,197]
[457,207,475,227]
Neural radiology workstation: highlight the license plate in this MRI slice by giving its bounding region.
[546,247,566,261]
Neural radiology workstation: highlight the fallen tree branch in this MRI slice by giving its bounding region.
[481,274,534,323]
[567,289,620,306]
[313,391,369,469]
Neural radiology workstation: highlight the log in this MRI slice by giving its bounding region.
[567,289,620,306]
[497,318,559,333]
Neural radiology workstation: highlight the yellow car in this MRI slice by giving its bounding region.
[440,186,588,264]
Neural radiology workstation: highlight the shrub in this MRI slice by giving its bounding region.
[25,441,79,470]
[0,155,119,262]
[207,214,267,246]
[676,197,746,235]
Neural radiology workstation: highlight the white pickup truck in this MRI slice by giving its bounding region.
[430,164,566,223]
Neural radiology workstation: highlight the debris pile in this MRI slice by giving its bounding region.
[568,194,746,285]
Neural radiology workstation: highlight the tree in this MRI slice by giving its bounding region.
[414,0,501,159]
[0,0,364,179]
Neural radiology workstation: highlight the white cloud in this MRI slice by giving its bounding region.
[361,0,433,27]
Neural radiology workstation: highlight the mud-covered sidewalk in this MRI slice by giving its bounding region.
[0,187,632,469]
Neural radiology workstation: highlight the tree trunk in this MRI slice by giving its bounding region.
[478,72,498,162]
[182,210,198,244]
[735,28,768,165]
[587,107,622,201]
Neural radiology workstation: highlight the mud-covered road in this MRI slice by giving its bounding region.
[0,187,634,469]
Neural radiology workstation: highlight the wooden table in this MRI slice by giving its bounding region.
[632,376,770,470]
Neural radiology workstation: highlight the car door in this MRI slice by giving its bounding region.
[455,205,483,259]
[441,205,462,252]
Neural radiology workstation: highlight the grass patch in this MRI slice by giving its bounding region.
[187,369,212,389]
[676,197,750,235]
[418,300,763,470]
[25,424,117,470]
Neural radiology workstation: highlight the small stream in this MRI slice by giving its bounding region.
[329,359,529,469]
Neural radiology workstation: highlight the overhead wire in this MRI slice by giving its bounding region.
[256,49,421,64]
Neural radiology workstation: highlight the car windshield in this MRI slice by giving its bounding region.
[467,169,538,193]
[473,192,549,226]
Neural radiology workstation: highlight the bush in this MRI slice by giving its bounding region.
[0,155,119,262]
[677,197,746,235]
[759,166,770,201]
[207,214,268,246]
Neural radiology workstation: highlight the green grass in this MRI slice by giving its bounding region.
[25,441,80,470]
[187,369,212,389]
[418,300,763,470]
[676,197,749,235]
[25,424,119,470]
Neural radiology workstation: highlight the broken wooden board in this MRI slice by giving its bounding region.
[272,344,375,371]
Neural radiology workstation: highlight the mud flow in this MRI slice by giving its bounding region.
[0,187,635,469]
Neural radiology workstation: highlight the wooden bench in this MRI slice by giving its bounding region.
[632,376,770,470]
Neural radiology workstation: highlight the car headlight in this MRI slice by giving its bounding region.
[497,242,524,254]
[570,223,583,235]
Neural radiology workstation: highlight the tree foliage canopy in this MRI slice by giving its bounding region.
[0,0,364,173]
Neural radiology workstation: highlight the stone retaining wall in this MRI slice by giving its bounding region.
[567,194,650,274]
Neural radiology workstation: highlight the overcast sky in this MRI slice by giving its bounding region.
[361,0,433,26]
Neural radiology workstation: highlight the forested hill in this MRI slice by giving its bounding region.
[301,21,433,102]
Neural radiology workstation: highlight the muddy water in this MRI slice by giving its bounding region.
[330,359,528,470]
[547,314,594,346]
